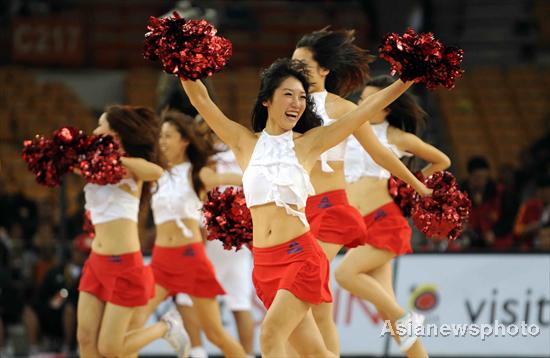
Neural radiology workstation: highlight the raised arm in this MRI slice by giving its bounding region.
[120,157,164,181]
[389,129,451,177]
[354,122,431,195]
[179,79,254,151]
[303,79,414,158]
[199,166,242,191]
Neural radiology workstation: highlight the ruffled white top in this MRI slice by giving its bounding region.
[84,178,139,225]
[345,121,412,182]
[242,130,315,226]
[310,90,347,173]
[151,162,202,237]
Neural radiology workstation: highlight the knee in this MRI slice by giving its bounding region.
[334,264,355,290]
[128,312,148,331]
[312,305,333,326]
[259,320,283,349]
[76,325,96,349]
[98,338,122,358]
[202,323,226,347]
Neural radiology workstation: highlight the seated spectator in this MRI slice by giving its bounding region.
[491,164,521,250]
[461,156,503,249]
[514,176,550,250]
[23,233,91,356]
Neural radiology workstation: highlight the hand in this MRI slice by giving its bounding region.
[417,184,433,197]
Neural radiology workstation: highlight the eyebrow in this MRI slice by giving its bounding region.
[282,88,306,95]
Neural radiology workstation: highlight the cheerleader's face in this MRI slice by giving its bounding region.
[292,47,329,93]
[359,86,389,124]
[263,76,307,132]
[160,122,189,165]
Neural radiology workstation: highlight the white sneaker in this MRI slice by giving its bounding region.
[189,346,209,358]
[397,311,425,352]
[161,310,191,358]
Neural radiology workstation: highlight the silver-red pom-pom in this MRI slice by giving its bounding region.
[379,28,464,90]
[78,135,126,185]
[203,186,252,251]
[144,12,232,79]
[411,171,471,240]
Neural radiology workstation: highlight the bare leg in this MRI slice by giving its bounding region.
[260,290,334,358]
[191,296,246,357]
[370,263,428,358]
[335,245,405,321]
[129,284,170,330]
[287,309,337,358]
[98,302,167,357]
[176,304,204,349]
[232,310,255,355]
[76,292,105,357]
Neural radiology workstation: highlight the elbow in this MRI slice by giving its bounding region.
[148,165,164,182]
[441,155,451,170]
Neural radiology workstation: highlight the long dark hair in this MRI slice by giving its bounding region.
[161,110,213,196]
[251,58,322,134]
[364,75,427,135]
[296,27,373,97]
[105,105,162,212]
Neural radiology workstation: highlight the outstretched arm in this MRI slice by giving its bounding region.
[303,80,414,158]
[354,123,430,195]
[180,79,255,151]
[199,166,242,191]
[120,157,164,181]
[390,130,451,177]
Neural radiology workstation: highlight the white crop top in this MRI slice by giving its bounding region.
[345,121,412,182]
[213,146,242,175]
[311,91,347,173]
[84,178,139,225]
[242,130,315,226]
[151,162,202,237]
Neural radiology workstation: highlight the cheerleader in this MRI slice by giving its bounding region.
[129,110,247,357]
[77,105,188,357]
[335,75,451,356]
[205,136,255,358]
[292,28,431,355]
[180,58,414,357]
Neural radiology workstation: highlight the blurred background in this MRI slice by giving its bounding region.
[0,0,549,357]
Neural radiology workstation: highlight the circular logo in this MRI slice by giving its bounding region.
[409,284,439,312]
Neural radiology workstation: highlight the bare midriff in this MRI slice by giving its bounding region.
[250,203,310,248]
[155,219,203,247]
[309,160,346,194]
[346,176,393,216]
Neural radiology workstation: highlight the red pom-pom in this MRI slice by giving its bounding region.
[379,28,464,90]
[144,12,232,79]
[411,171,471,240]
[78,135,126,185]
[22,126,87,187]
[203,186,252,251]
[22,136,62,187]
[388,172,424,216]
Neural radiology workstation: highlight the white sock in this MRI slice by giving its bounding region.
[189,346,208,358]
